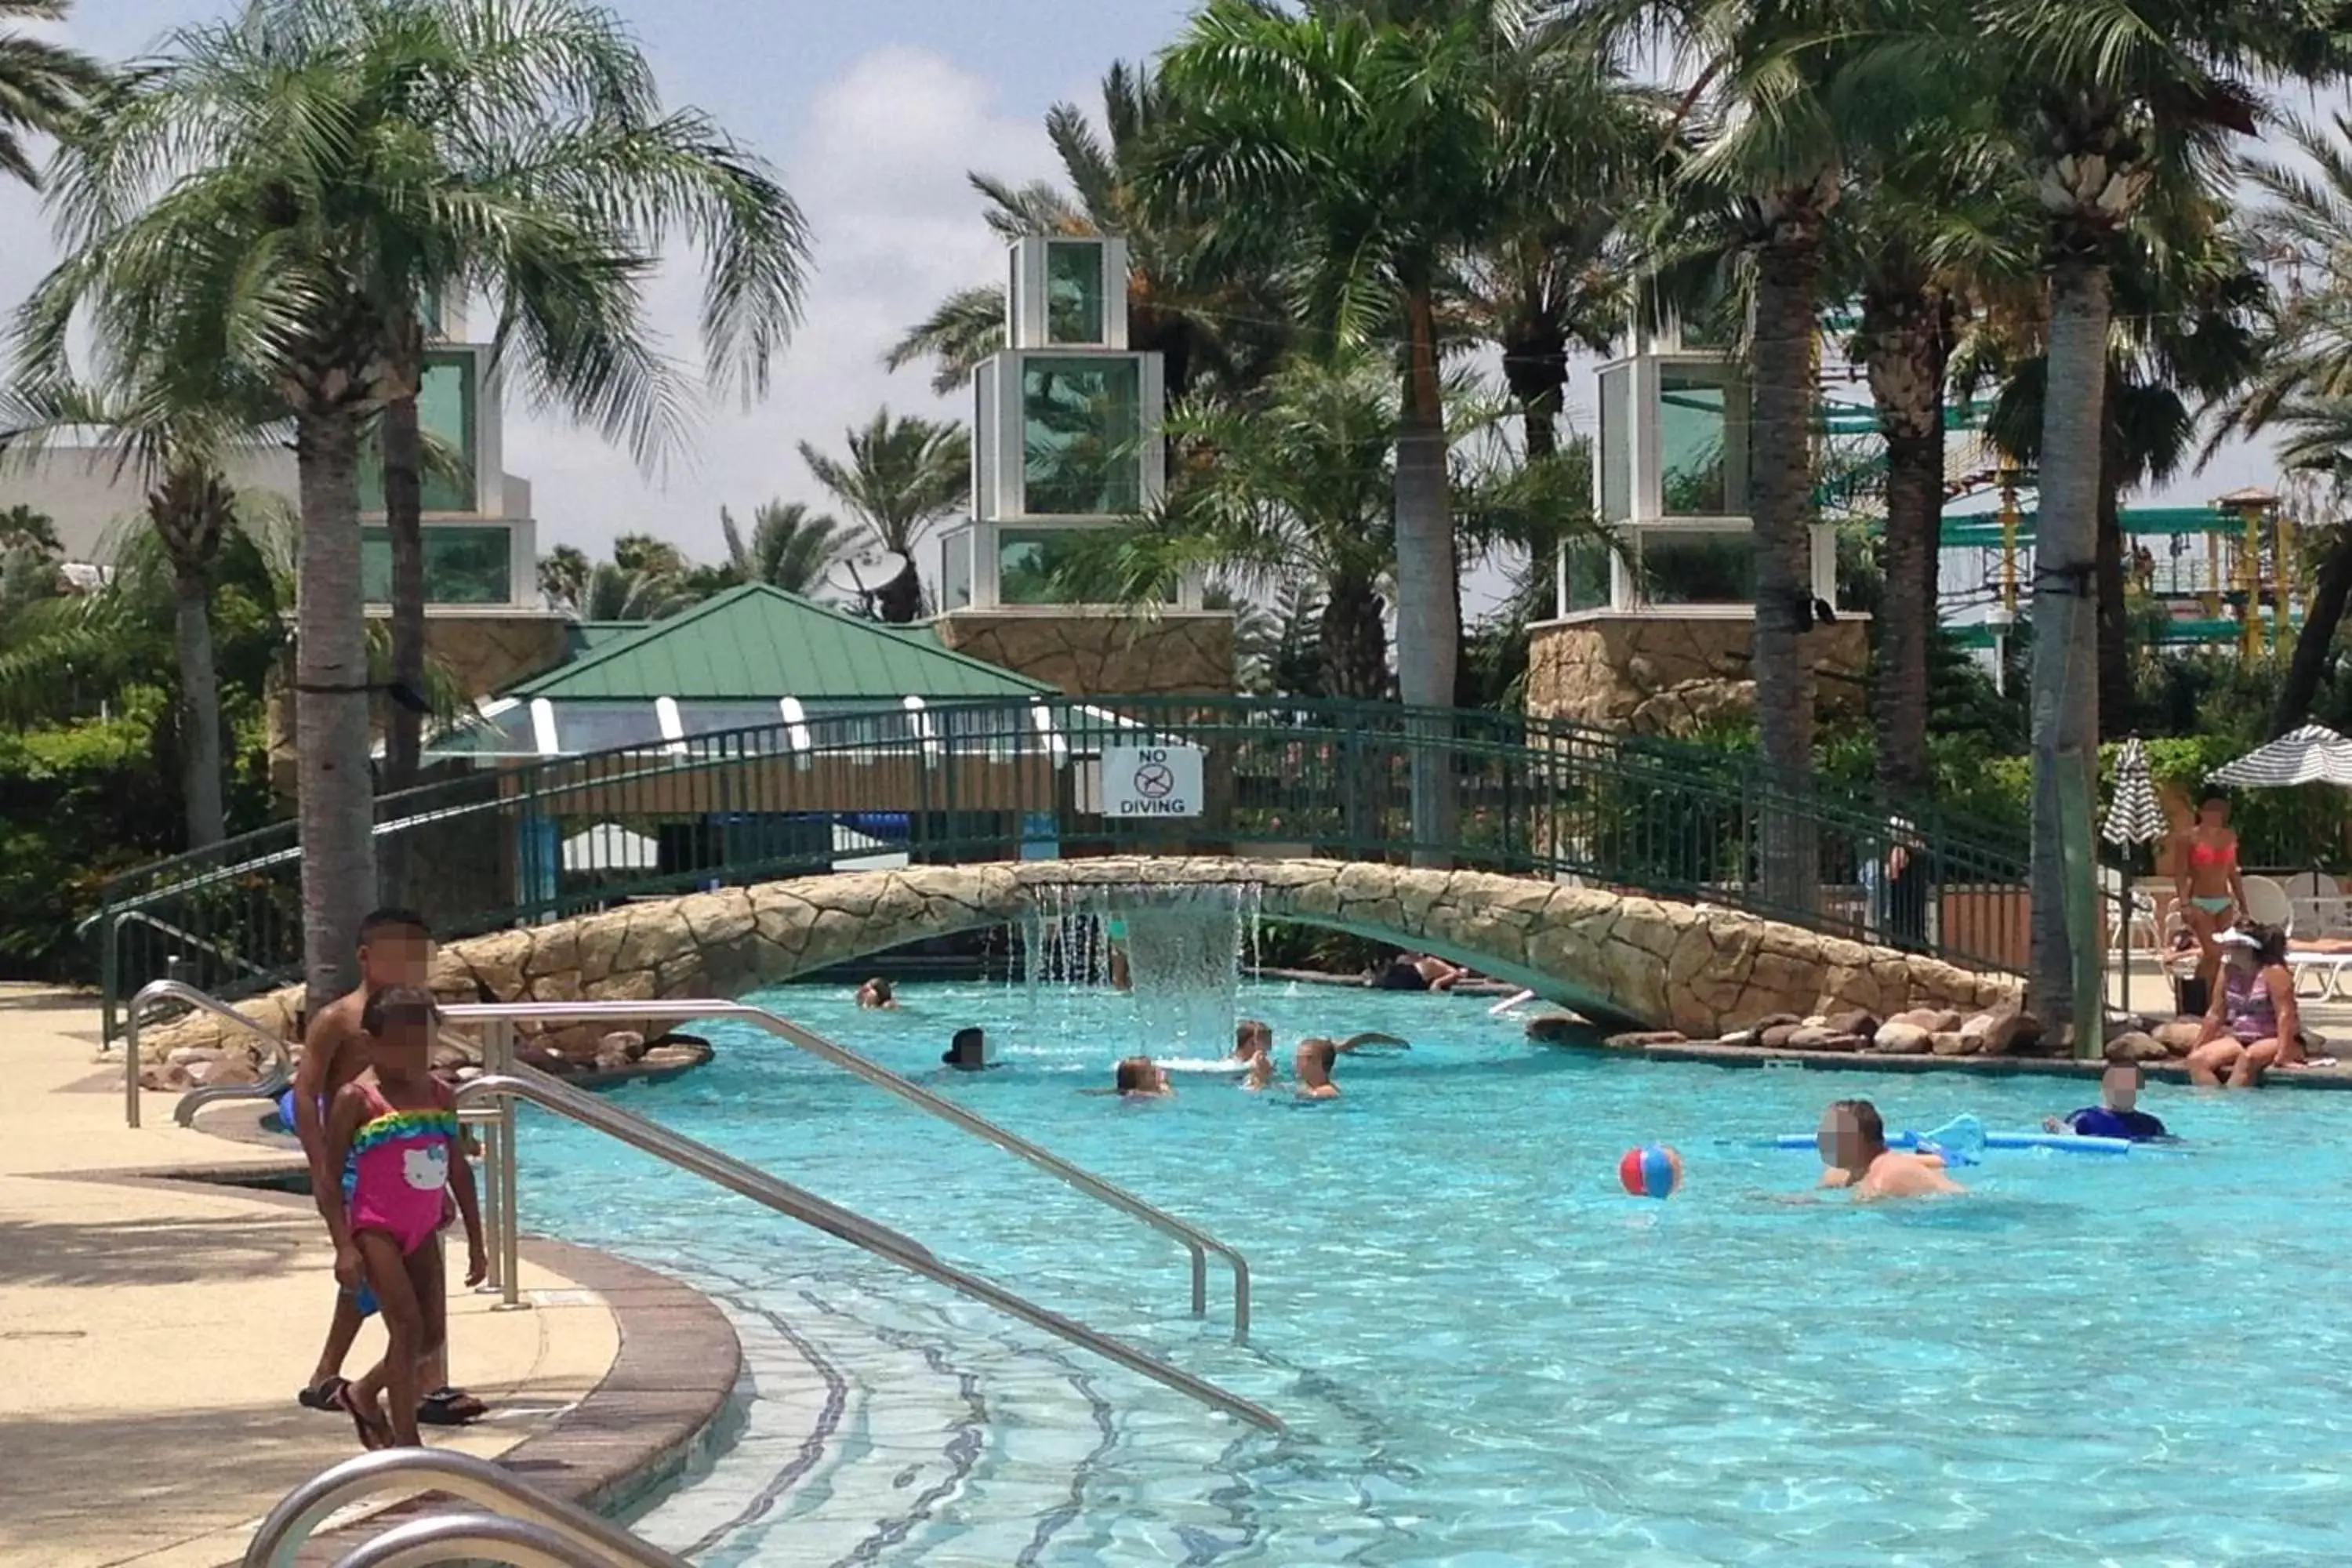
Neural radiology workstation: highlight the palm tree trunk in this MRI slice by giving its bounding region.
[294,405,379,1015]
[1503,321,1566,463]
[1750,225,1825,915]
[2028,258,2111,1049]
[2095,390,2132,737]
[383,388,426,791]
[1319,571,1388,702]
[1860,285,1949,795]
[1396,288,1460,866]
[2272,523,2352,737]
[171,569,227,848]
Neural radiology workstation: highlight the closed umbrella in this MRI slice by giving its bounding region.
[2208,724,2352,789]
[2101,738,2168,847]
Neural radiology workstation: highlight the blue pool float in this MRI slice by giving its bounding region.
[1765,1111,2131,1159]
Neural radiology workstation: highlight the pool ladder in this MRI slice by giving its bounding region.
[121,983,1279,1432]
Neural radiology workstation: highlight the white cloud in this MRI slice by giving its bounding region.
[499,45,1054,568]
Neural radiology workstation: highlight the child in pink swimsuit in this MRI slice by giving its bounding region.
[324,986,485,1449]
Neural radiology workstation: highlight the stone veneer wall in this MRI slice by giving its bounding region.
[1526,615,1868,737]
[931,612,1236,696]
[413,612,571,697]
[147,857,2019,1060]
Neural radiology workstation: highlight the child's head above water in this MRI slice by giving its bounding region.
[360,984,440,1079]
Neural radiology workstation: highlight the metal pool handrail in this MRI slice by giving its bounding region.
[456,1067,1282,1431]
[439,998,1254,1341]
[123,979,293,1130]
[122,978,474,1132]
[245,1448,685,1568]
[326,1514,612,1568]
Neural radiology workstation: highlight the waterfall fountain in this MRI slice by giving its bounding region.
[1021,883,1264,1060]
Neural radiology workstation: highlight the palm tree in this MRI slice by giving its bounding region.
[538,543,591,613]
[717,500,857,597]
[22,0,808,1010]
[1981,0,2342,1043]
[0,371,286,847]
[2214,112,2352,735]
[580,557,691,622]
[1613,1,1915,913]
[1151,0,1514,862]
[798,410,969,623]
[1052,350,1403,699]
[1460,15,1660,460]
[0,0,103,188]
[887,60,1282,402]
[1834,118,2028,794]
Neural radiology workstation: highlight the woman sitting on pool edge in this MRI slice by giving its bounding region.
[1816,1098,1965,1200]
[2185,924,2311,1087]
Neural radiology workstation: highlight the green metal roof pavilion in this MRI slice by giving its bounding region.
[513,583,1051,702]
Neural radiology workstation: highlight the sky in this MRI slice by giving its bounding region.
[0,0,2310,615]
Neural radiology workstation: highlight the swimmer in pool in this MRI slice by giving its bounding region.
[856,976,897,1010]
[2042,1058,2169,1140]
[1816,1098,1964,1200]
[1114,1056,1172,1098]
[1294,1038,1342,1099]
[1232,1019,1276,1090]
[940,1025,989,1072]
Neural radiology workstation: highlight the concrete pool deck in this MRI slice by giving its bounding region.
[0,985,735,1568]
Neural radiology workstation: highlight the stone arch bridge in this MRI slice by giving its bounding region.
[147,858,2018,1059]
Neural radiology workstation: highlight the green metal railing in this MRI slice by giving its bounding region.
[89,696,2067,1041]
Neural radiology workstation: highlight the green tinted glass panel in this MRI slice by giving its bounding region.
[1641,532,1753,605]
[1021,357,1142,516]
[1046,241,1107,344]
[941,528,974,609]
[1563,537,1613,612]
[359,352,478,513]
[996,528,1174,606]
[1658,372,1728,516]
[1599,366,1630,524]
[362,524,512,604]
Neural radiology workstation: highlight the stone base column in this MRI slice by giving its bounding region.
[931,611,1236,695]
[1526,613,1869,736]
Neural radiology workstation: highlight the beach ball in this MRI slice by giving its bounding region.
[1617,1143,1682,1199]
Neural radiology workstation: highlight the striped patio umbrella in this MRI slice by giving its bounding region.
[2101,738,2168,847]
[2207,724,2352,789]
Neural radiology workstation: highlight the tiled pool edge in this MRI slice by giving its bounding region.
[281,1238,746,1566]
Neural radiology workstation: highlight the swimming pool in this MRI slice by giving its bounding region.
[512,980,2352,1564]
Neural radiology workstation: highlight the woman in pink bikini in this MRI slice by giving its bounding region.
[323,987,486,1448]
[2173,793,2247,991]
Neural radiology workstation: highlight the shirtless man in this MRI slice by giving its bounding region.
[292,909,484,1425]
[1814,1098,1964,1200]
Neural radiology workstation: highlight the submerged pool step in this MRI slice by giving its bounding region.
[628,1257,1265,1564]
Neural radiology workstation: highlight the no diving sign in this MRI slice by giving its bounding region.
[1102,746,1205,818]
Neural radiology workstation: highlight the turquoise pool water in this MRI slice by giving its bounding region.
[517,981,2352,1564]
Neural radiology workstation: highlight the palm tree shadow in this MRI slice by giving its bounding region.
[0,1210,311,1288]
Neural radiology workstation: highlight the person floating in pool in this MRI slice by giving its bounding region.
[2185,925,2306,1088]
[855,976,897,1009]
[1294,1038,1343,1099]
[1370,953,1466,993]
[1815,1098,1965,1200]
[2043,1058,2169,1140]
[1114,1056,1172,1098]
[941,1025,990,1072]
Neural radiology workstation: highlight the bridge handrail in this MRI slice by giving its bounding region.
[88,697,2031,915]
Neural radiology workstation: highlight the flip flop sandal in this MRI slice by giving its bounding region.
[418,1387,488,1425]
[298,1375,349,1413]
[335,1381,392,1450]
